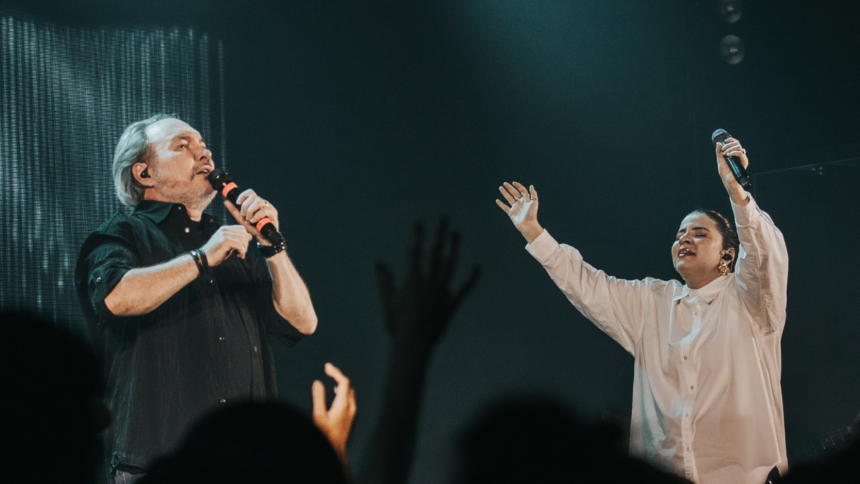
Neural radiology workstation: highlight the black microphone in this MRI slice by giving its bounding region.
[711,129,752,190]
[208,169,284,245]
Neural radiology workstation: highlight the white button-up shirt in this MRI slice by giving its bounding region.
[526,197,788,484]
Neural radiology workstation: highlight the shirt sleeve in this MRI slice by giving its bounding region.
[731,195,789,334]
[526,230,652,355]
[248,251,305,346]
[79,233,138,324]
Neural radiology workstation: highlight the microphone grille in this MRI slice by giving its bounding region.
[207,168,229,190]
[711,129,731,147]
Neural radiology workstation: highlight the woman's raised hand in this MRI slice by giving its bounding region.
[716,137,751,206]
[496,181,544,244]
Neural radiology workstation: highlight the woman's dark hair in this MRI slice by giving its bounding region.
[691,209,740,272]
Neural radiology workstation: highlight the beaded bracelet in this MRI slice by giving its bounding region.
[257,236,287,258]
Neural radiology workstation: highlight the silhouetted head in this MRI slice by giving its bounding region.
[142,401,347,484]
[455,396,687,484]
[455,397,596,483]
[2,312,107,484]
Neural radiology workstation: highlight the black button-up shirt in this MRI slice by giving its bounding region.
[75,201,304,471]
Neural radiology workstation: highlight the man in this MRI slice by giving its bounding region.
[75,114,318,482]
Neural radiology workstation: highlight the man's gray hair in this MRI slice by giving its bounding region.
[112,114,177,206]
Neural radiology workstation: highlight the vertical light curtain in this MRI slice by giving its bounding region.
[0,10,226,338]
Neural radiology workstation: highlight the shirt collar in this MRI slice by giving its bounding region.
[673,274,732,304]
[133,200,176,224]
[133,201,220,228]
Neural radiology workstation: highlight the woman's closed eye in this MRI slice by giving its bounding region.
[676,231,708,240]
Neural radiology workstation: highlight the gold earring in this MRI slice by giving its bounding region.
[719,261,729,276]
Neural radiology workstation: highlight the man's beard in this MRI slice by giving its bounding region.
[154,178,216,211]
[190,187,217,211]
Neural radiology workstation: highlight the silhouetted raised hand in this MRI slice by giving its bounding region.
[359,218,479,484]
[375,219,480,357]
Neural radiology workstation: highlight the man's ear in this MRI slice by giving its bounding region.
[132,162,154,187]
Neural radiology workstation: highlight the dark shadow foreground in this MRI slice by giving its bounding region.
[140,401,348,484]
[2,312,107,484]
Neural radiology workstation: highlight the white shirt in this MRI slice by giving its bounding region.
[526,196,788,484]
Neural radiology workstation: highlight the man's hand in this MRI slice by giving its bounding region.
[224,189,280,246]
[375,219,480,357]
[312,363,357,468]
[716,137,751,207]
[496,181,543,243]
[200,226,253,266]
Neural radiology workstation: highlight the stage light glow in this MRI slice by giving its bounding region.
[718,0,743,24]
[719,35,745,64]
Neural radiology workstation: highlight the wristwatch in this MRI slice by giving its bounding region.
[257,236,286,258]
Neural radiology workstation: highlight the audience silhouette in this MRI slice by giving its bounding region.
[3,312,109,484]
[139,401,349,484]
[358,219,480,484]
[454,397,690,484]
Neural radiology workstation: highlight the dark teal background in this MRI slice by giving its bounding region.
[4,1,859,481]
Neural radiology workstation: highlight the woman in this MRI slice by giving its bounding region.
[496,138,788,484]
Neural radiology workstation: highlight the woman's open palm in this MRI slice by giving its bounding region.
[496,181,543,243]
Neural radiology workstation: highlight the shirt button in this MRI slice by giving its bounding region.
[184,227,190,233]
[219,337,225,341]
[209,279,214,284]
[690,386,695,390]
[685,414,689,417]
[686,447,690,452]
[694,311,699,316]
[219,399,226,403]
[684,356,687,360]
[253,346,258,352]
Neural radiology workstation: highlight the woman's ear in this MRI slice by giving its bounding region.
[132,162,154,187]
[722,248,735,261]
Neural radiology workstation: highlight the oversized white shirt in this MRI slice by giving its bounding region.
[526,196,788,484]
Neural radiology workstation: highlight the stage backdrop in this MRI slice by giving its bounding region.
[0,9,226,339]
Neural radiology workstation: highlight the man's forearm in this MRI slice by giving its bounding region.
[104,253,199,317]
[267,251,318,334]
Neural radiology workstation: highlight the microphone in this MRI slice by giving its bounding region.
[711,129,752,190]
[208,169,284,245]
